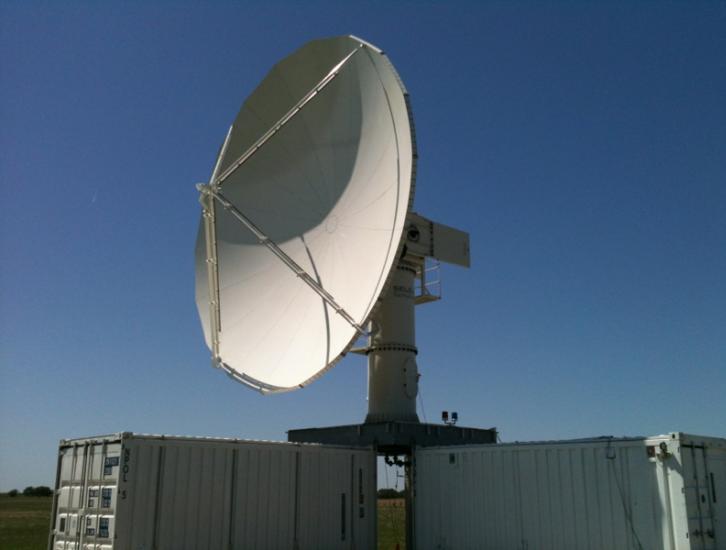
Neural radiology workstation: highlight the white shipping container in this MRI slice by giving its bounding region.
[415,432,726,550]
[49,433,377,550]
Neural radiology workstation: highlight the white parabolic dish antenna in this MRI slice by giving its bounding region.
[195,35,416,394]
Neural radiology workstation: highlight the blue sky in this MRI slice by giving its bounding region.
[1,2,724,491]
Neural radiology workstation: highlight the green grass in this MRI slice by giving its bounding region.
[1,495,404,549]
[378,498,406,550]
[0,495,51,550]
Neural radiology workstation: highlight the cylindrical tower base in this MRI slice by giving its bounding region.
[365,263,419,423]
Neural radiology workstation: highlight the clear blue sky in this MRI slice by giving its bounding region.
[1,2,724,491]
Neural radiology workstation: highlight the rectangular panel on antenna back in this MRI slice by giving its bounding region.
[432,221,470,267]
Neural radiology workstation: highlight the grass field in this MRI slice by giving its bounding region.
[378,498,406,550]
[0,495,51,550]
[0,495,403,549]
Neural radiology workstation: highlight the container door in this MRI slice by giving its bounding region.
[682,444,717,550]
[705,445,726,548]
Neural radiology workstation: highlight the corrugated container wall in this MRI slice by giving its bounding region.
[415,432,726,550]
[49,433,377,550]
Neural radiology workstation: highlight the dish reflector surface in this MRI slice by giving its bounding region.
[195,35,416,393]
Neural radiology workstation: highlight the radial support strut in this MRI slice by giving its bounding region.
[197,184,366,336]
